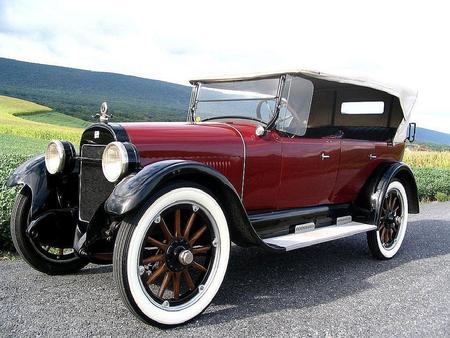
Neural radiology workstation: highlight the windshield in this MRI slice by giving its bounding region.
[191,77,281,124]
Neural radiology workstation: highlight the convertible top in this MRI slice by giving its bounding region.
[190,70,417,143]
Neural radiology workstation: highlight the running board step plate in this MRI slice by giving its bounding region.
[263,222,376,251]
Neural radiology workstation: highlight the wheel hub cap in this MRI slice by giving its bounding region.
[178,250,194,265]
[165,238,191,272]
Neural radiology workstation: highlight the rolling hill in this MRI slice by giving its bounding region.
[0,95,83,145]
[0,57,190,122]
[415,127,450,147]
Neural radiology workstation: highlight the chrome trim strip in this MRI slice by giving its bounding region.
[223,124,246,201]
[294,222,315,234]
[336,215,352,226]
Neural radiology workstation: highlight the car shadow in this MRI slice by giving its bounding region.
[196,218,450,326]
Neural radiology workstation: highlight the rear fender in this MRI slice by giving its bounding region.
[357,162,419,227]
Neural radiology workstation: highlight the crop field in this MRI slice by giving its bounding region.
[18,110,90,129]
[0,95,449,251]
[404,148,450,169]
[0,95,83,144]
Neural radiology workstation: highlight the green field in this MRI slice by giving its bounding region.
[18,110,90,129]
[0,95,84,144]
[0,95,449,251]
[0,134,49,155]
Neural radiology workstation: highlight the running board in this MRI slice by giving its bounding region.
[263,222,376,251]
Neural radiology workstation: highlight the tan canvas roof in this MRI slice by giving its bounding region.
[190,70,417,143]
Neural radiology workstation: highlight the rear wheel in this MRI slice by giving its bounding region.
[367,181,408,259]
[10,187,88,275]
[113,183,230,327]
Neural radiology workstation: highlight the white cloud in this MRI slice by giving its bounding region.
[0,0,449,132]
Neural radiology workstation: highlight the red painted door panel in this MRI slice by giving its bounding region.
[331,139,376,204]
[332,140,406,204]
[238,127,282,211]
[278,137,341,208]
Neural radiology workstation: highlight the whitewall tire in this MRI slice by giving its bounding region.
[113,183,230,327]
[368,181,409,259]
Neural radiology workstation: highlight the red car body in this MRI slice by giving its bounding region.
[123,121,405,211]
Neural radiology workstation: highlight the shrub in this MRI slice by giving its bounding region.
[412,167,450,201]
[0,153,30,251]
[435,192,449,202]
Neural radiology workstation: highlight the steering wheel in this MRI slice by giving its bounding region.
[256,100,274,120]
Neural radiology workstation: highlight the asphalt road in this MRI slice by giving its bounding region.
[1,202,449,337]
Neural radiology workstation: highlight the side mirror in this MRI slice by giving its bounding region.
[406,122,416,143]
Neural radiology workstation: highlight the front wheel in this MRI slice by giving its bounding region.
[113,183,230,327]
[10,187,88,275]
[367,181,409,259]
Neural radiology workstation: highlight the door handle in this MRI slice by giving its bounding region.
[321,153,331,160]
[369,154,377,160]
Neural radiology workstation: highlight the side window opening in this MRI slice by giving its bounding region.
[276,75,314,136]
[340,101,385,115]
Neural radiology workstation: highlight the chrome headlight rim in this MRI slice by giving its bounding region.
[45,140,75,175]
[102,141,130,183]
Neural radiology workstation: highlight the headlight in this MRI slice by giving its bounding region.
[45,140,75,174]
[102,142,130,183]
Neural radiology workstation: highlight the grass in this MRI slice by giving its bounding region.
[0,251,18,261]
[0,153,31,251]
[18,110,90,129]
[403,148,450,202]
[413,167,450,201]
[0,95,84,145]
[0,134,49,156]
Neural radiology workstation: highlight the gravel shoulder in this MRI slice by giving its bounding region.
[0,202,449,337]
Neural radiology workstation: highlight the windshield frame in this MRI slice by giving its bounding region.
[188,75,286,127]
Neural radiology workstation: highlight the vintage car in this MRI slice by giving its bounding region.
[8,70,419,326]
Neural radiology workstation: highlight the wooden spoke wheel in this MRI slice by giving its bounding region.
[139,204,215,306]
[114,184,230,327]
[378,189,403,248]
[367,181,409,260]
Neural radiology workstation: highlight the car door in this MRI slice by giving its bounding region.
[331,139,376,204]
[277,137,341,209]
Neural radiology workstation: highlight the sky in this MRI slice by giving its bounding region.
[0,0,449,133]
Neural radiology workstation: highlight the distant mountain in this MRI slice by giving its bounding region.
[0,57,190,122]
[416,127,450,146]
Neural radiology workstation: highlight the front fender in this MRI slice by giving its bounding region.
[7,155,49,216]
[104,160,240,216]
[105,159,283,251]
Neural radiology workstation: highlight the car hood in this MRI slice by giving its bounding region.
[121,122,245,194]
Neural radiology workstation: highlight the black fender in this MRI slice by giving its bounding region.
[7,155,49,217]
[365,162,419,227]
[104,160,279,250]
